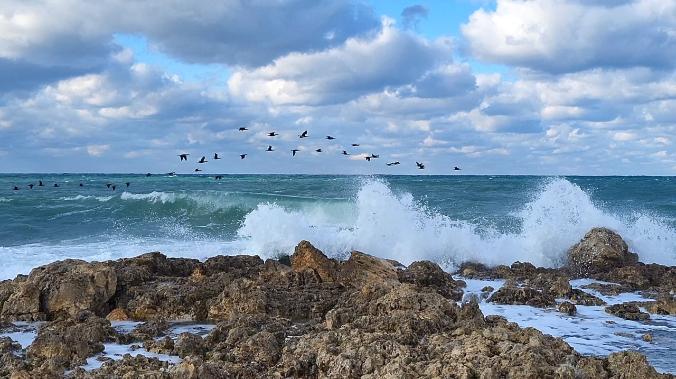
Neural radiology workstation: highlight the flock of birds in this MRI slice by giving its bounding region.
[9,128,462,191]
[178,128,462,174]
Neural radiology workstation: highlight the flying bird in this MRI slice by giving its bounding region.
[79,183,83,187]
[213,153,221,160]
[299,130,308,138]
[238,127,248,131]
[326,136,335,140]
[53,183,59,187]
[292,149,300,156]
[266,146,274,152]
[268,132,278,137]
[111,185,117,191]
[315,149,322,153]
[454,166,462,171]
[194,168,202,172]
[365,156,372,162]
[13,186,19,191]
[178,154,189,161]
[215,175,223,180]
[342,151,349,155]
[38,181,44,187]
[146,173,152,177]
[240,154,247,159]
[28,184,34,189]
[351,143,360,147]
[125,182,130,188]
[416,162,425,170]
[106,183,112,188]
[387,161,400,166]
[198,156,208,163]
[370,154,379,158]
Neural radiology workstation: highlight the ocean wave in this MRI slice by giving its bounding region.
[0,197,12,203]
[61,195,114,202]
[236,178,676,269]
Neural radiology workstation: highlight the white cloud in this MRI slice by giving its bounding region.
[86,144,110,156]
[612,131,637,141]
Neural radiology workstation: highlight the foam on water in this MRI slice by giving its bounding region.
[237,178,676,268]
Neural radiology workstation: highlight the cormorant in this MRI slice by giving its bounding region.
[198,156,208,163]
[268,132,278,137]
[315,149,322,153]
[342,151,349,155]
[213,153,221,160]
[416,162,425,169]
[13,186,19,191]
[292,149,300,156]
[38,180,44,187]
[326,136,335,140]
[239,127,248,131]
[454,166,461,171]
[266,146,274,152]
[125,182,130,187]
[194,168,202,172]
[28,184,34,189]
[299,130,308,138]
[387,161,400,166]
[178,154,189,161]
[240,154,247,159]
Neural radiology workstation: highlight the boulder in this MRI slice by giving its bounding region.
[606,351,664,379]
[567,228,638,277]
[398,261,464,300]
[339,251,399,287]
[488,286,556,308]
[557,301,577,316]
[174,332,206,358]
[291,241,339,283]
[605,303,650,321]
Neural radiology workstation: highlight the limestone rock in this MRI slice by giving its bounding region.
[488,286,556,308]
[605,303,650,321]
[339,251,399,287]
[291,240,339,283]
[567,227,638,277]
[398,261,464,301]
[557,301,577,316]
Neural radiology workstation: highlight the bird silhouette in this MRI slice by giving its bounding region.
[215,175,223,180]
[111,185,117,191]
[146,173,152,177]
[370,154,379,158]
[342,151,349,155]
[213,153,221,160]
[166,172,176,176]
[28,184,34,189]
[315,149,322,153]
[13,186,19,191]
[454,166,462,171]
[38,180,44,187]
[351,143,360,147]
[79,183,84,187]
[387,161,400,166]
[178,154,189,161]
[268,132,278,137]
[53,183,59,187]
[365,156,372,161]
[239,127,248,131]
[266,146,274,152]
[125,182,130,187]
[300,130,308,138]
[240,154,247,159]
[416,162,425,170]
[326,136,335,140]
[106,183,112,188]
[194,168,202,172]
[198,156,208,163]
[292,149,300,156]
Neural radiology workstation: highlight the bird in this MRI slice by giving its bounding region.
[365,156,372,162]
[292,149,300,156]
[13,186,19,191]
[146,173,152,177]
[198,156,208,163]
[326,136,335,140]
[454,166,462,171]
[111,185,117,191]
[166,172,176,176]
[194,168,202,172]
[106,183,112,188]
[53,183,59,187]
[38,180,44,187]
[79,183,83,187]
[342,151,349,155]
[238,127,248,131]
[178,153,189,161]
[240,154,247,159]
[370,154,379,159]
[215,175,223,180]
[266,146,274,152]
[299,130,308,138]
[213,153,221,160]
[125,182,130,188]
[268,132,278,137]
[28,184,34,189]
[315,149,322,153]
[351,143,360,147]
[387,161,400,166]
[416,162,425,170]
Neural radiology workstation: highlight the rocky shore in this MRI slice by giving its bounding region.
[0,227,674,378]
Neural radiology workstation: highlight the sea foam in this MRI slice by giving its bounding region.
[237,178,676,269]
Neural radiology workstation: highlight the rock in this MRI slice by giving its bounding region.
[566,227,638,277]
[606,351,664,379]
[339,251,399,287]
[557,301,577,316]
[642,333,653,342]
[644,299,676,315]
[398,261,464,300]
[174,332,206,358]
[105,308,130,321]
[0,336,27,378]
[580,282,632,296]
[27,314,116,370]
[488,286,556,308]
[565,288,606,306]
[291,241,339,283]
[143,336,174,354]
[71,354,172,378]
[605,303,650,321]
[129,320,170,341]
[595,263,676,292]
[1,260,117,321]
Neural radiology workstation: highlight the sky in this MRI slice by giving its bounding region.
[0,0,674,175]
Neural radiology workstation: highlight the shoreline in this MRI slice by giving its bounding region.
[1,228,674,377]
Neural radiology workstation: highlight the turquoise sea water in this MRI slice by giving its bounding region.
[0,174,674,279]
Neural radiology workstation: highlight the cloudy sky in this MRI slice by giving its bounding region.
[0,0,674,175]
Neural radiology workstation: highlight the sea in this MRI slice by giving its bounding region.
[0,174,675,372]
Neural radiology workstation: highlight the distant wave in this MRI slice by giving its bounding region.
[0,197,12,203]
[237,178,676,269]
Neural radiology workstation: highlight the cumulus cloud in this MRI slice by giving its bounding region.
[462,0,676,73]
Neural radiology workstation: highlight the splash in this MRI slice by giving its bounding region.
[236,178,675,268]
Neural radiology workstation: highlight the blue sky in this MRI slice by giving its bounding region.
[0,0,674,175]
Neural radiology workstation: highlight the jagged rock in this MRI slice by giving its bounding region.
[105,308,130,321]
[291,240,339,283]
[488,286,556,308]
[0,260,116,321]
[594,263,676,292]
[567,227,638,277]
[643,333,653,342]
[605,303,650,321]
[580,282,632,296]
[27,314,116,370]
[398,261,464,300]
[565,288,606,306]
[339,251,399,287]
[174,332,206,358]
[606,351,664,378]
[129,320,170,341]
[558,301,577,316]
[70,355,172,378]
[644,299,676,315]
[144,336,174,354]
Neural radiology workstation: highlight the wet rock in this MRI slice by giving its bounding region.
[567,227,638,277]
[565,288,606,306]
[457,262,493,279]
[1,260,117,321]
[642,333,653,342]
[488,286,556,308]
[0,336,26,377]
[105,307,130,321]
[339,251,399,287]
[129,320,170,341]
[605,303,650,321]
[644,299,676,315]
[606,351,664,379]
[580,282,632,296]
[594,263,676,292]
[27,314,116,370]
[174,332,206,358]
[72,354,172,378]
[557,301,577,316]
[398,261,464,300]
[291,240,339,283]
[144,336,174,354]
